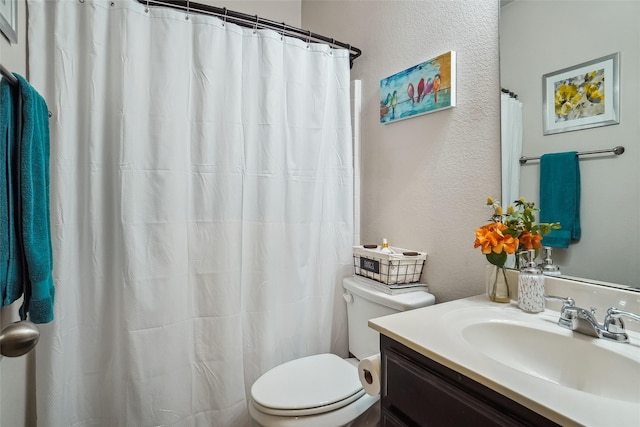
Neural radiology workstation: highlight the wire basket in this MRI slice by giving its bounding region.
[353,246,426,285]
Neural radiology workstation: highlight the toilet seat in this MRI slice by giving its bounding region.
[251,353,365,417]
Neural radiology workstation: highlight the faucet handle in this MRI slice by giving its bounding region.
[604,307,640,334]
[544,295,576,329]
[544,294,575,308]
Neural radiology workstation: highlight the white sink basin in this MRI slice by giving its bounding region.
[369,294,640,426]
[461,320,640,402]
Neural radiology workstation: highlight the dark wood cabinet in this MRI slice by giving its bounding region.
[380,334,560,427]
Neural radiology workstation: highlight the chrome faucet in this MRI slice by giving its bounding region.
[545,295,640,343]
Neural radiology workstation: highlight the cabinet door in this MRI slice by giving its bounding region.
[382,407,408,427]
[383,347,522,427]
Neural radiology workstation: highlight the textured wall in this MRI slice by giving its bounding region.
[303,1,501,302]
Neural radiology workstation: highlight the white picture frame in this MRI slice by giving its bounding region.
[380,51,456,124]
[542,53,620,135]
[0,0,18,44]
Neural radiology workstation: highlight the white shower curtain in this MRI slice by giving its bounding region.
[27,1,353,425]
[500,92,523,208]
[500,93,523,269]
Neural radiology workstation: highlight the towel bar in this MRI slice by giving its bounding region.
[520,146,625,164]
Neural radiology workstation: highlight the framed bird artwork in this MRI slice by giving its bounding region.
[380,51,456,124]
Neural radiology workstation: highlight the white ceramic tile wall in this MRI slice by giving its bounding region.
[351,80,362,246]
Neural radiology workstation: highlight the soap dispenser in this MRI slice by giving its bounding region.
[517,249,545,313]
[380,238,394,254]
[540,246,561,276]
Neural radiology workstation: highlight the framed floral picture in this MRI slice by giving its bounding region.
[542,53,620,135]
[0,0,17,44]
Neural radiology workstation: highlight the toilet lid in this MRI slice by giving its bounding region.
[251,353,364,415]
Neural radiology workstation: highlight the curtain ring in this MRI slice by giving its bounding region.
[306,30,311,47]
[281,22,286,40]
[145,0,149,13]
[185,0,190,20]
[253,15,259,33]
[222,7,227,26]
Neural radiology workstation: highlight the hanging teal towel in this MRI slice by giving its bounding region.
[539,151,581,248]
[14,74,54,324]
[1,78,25,306]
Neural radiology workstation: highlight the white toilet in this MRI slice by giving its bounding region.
[248,275,436,426]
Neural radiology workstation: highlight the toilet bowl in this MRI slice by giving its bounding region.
[249,354,379,427]
[249,276,435,426]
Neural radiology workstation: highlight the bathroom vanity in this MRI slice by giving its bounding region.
[379,334,558,426]
[369,273,640,427]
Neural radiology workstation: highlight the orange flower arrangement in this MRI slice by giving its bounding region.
[474,197,560,268]
[475,222,518,257]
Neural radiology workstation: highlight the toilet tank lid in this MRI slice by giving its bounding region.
[343,276,435,311]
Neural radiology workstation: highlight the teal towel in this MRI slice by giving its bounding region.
[1,77,25,306]
[14,74,54,324]
[539,151,581,248]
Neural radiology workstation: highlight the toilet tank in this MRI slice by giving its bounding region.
[343,276,435,360]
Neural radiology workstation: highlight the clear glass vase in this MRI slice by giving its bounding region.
[486,265,511,303]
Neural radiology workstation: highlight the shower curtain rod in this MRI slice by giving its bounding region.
[135,0,362,68]
[519,146,625,164]
[501,87,518,99]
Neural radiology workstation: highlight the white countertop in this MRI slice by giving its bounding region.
[369,295,640,427]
